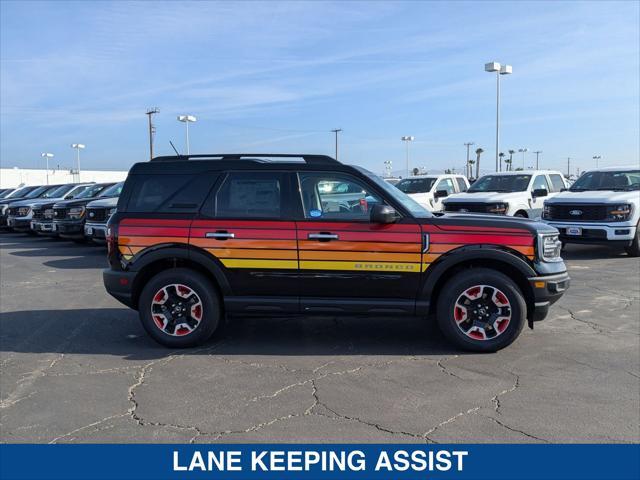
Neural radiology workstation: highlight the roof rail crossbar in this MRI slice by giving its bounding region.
[151,154,339,164]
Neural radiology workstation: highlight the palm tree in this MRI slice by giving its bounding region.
[498,152,505,172]
[475,147,484,179]
[508,150,515,171]
[467,159,475,179]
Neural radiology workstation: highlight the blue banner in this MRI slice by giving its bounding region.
[1,444,638,480]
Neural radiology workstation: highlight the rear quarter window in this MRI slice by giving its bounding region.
[121,174,217,213]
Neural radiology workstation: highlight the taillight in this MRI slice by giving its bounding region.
[106,222,118,260]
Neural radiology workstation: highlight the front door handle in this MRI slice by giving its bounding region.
[206,231,235,240]
[308,233,339,241]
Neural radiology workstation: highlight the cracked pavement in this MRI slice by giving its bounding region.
[1,233,638,443]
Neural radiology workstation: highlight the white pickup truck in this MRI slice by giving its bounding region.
[394,174,470,212]
[442,170,567,219]
[542,166,640,256]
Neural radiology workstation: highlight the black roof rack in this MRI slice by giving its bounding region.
[150,153,339,165]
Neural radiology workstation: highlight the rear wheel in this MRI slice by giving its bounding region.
[514,211,528,218]
[625,224,640,257]
[138,268,221,348]
[436,268,527,352]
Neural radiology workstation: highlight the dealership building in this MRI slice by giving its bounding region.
[0,167,128,189]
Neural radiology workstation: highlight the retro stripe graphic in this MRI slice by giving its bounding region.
[117,218,535,272]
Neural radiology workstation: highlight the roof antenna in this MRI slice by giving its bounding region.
[169,140,181,156]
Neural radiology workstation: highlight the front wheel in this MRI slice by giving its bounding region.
[436,268,527,352]
[138,268,221,348]
[624,224,640,257]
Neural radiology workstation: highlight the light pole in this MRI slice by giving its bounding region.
[71,144,85,182]
[464,142,474,178]
[401,136,415,177]
[331,128,342,160]
[177,115,197,154]
[592,155,601,168]
[566,157,571,178]
[485,62,512,172]
[146,107,159,160]
[41,153,54,185]
[518,148,528,169]
[533,150,542,170]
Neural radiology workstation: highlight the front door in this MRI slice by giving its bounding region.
[295,171,422,313]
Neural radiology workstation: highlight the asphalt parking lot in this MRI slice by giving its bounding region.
[0,232,638,444]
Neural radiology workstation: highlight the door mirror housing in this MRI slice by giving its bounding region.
[434,189,449,198]
[532,188,548,198]
[370,204,397,224]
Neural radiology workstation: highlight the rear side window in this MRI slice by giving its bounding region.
[455,178,468,192]
[126,174,215,213]
[549,174,566,192]
[215,171,285,219]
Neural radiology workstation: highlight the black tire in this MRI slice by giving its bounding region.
[138,268,221,348]
[436,268,527,352]
[625,224,640,257]
[514,211,528,218]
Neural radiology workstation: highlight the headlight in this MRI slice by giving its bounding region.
[17,207,31,217]
[44,208,54,219]
[0,204,8,215]
[108,207,117,215]
[606,204,632,221]
[488,202,509,214]
[538,233,562,262]
[69,206,85,220]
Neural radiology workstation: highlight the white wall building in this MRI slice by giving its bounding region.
[0,168,129,189]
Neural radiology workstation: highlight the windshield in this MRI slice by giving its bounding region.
[64,185,93,199]
[570,170,640,191]
[25,186,50,198]
[468,174,532,193]
[41,184,75,198]
[99,182,124,197]
[75,184,111,199]
[354,167,432,218]
[396,178,437,194]
[5,187,33,198]
[0,189,14,198]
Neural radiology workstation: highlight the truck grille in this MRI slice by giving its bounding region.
[32,208,44,219]
[86,207,108,223]
[7,207,19,216]
[545,204,608,221]
[53,207,69,220]
[444,202,489,213]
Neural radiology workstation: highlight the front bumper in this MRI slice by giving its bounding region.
[544,220,636,245]
[7,217,32,231]
[103,268,137,309]
[528,271,571,322]
[84,222,108,241]
[54,220,84,237]
[31,220,56,233]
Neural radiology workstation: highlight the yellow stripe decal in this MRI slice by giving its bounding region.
[300,260,421,272]
[220,259,298,269]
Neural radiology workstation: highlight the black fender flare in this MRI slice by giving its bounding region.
[420,244,537,300]
[127,243,232,297]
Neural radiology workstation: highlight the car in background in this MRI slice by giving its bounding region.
[542,167,640,256]
[84,182,124,243]
[0,186,45,227]
[395,174,469,212]
[52,182,120,242]
[383,177,401,186]
[0,188,16,198]
[443,170,567,218]
[6,184,94,232]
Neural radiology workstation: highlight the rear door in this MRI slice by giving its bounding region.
[189,170,299,302]
[295,171,422,314]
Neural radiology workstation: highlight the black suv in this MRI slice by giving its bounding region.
[103,154,570,352]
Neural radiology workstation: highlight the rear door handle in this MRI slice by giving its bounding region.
[206,231,235,240]
[308,233,339,241]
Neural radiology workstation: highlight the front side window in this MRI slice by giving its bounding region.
[215,171,284,219]
[298,172,383,221]
[436,178,456,195]
[549,174,566,192]
[531,175,550,192]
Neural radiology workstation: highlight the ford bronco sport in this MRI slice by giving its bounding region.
[103,154,570,352]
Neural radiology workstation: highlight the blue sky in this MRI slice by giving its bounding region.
[1,0,638,176]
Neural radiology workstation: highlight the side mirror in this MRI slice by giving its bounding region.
[370,204,397,224]
[532,188,548,198]
[434,190,449,198]
[560,187,567,192]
